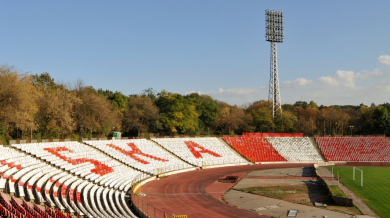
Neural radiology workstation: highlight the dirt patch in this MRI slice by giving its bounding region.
[284,193,310,204]
[235,183,331,205]
[233,167,362,216]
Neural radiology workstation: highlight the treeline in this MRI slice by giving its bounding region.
[0,65,389,143]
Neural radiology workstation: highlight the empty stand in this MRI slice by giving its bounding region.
[266,137,324,162]
[85,139,193,175]
[2,142,139,218]
[152,137,249,167]
[315,136,390,162]
[223,136,286,162]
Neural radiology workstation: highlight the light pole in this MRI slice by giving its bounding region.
[266,9,284,120]
[350,126,354,136]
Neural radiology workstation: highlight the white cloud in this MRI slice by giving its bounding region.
[187,55,390,106]
[281,68,390,105]
[283,78,313,89]
[209,87,261,95]
[379,55,390,66]
[186,87,267,106]
[185,90,205,95]
[318,75,338,87]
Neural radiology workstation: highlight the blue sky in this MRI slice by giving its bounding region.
[1,1,390,106]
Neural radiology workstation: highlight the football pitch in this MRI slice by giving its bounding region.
[328,166,390,217]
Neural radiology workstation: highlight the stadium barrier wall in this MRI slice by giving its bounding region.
[242,132,303,137]
[9,138,72,144]
[315,166,353,207]
[157,167,198,178]
[332,196,353,207]
[202,162,251,169]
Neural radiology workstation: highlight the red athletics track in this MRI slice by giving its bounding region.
[138,163,312,218]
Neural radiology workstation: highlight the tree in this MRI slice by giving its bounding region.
[35,86,80,138]
[32,72,57,90]
[0,65,38,140]
[141,88,157,102]
[294,106,318,136]
[155,90,199,134]
[74,84,121,137]
[185,93,219,134]
[98,90,129,114]
[373,105,390,135]
[307,100,318,109]
[293,101,308,109]
[123,95,159,136]
[274,110,298,133]
[246,101,274,132]
[213,102,251,135]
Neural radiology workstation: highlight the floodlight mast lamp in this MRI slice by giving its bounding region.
[266,9,283,120]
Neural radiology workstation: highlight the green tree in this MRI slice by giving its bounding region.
[185,93,219,134]
[293,101,308,109]
[246,101,274,132]
[373,105,390,135]
[155,90,199,134]
[274,110,298,133]
[108,91,128,113]
[308,100,319,109]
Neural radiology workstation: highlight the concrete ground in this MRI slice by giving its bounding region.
[223,166,377,218]
[224,190,353,218]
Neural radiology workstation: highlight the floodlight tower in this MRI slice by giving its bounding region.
[265,9,283,120]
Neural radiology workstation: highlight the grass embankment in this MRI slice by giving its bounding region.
[328,185,347,198]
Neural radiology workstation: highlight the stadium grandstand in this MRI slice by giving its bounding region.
[0,134,390,217]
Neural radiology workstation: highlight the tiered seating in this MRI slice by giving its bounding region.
[8,142,139,218]
[315,136,390,162]
[13,142,142,187]
[0,189,57,218]
[85,139,193,175]
[223,136,286,162]
[0,147,29,190]
[152,137,248,167]
[265,137,324,162]
[0,191,26,218]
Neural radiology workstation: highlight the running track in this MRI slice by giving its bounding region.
[137,163,312,218]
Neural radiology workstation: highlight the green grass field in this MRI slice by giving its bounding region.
[328,166,390,217]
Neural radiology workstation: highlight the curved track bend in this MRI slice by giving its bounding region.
[139,163,311,218]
